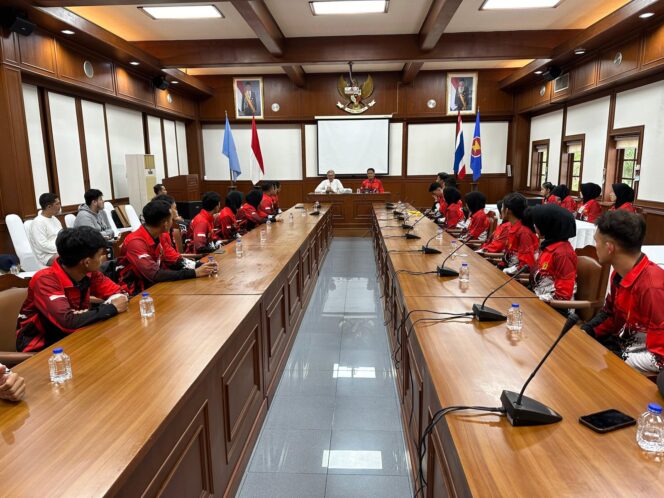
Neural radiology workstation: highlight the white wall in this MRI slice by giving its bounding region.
[528,110,563,186]
[305,124,318,178]
[81,100,113,197]
[565,97,610,185]
[106,105,145,198]
[407,121,508,177]
[389,123,403,177]
[176,121,189,174]
[147,115,165,182]
[22,84,50,209]
[163,119,179,178]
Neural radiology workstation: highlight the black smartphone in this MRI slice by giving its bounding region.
[579,409,636,433]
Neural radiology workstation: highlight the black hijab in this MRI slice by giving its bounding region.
[612,183,634,209]
[551,184,570,200]
[225,191,243,214]
[443,187,462,206]
[580,183,601,204]
[528,203,576,249]
[246,189,263,209]
[464,191,486,214]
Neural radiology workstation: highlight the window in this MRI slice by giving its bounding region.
[565,140,583,193]
[530,140,549,189]
[615,136,639,188]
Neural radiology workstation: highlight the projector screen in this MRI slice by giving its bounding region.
[317,118,389,175]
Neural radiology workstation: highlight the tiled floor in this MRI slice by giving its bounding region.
[237,237,412,498]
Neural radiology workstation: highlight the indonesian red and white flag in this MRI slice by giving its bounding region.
[249,116,264,185]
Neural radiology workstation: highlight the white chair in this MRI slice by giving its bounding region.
[64,214,76,228]
[103,204,132,238]
[123,205,142,231]
[4,215,44,272]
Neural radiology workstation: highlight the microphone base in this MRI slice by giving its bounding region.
[422,246,442,255]
[396,216,405,221]
[402,224,413,229]
[405,233,421,240]
[437,265,458,276]
[309,211,320,216]
[472,304,507,322]
[393,211,403,217]
[500,390,562,427]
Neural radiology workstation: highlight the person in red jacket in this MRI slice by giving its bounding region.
[238,189,277,230]
[118,200,217,295]
[577,182,602,223]
[609,183,637,213]
[443,187,465,229]
[153,194,186,259]
[479,200,511,254]
[582,210,664,374]
[461,191,489,242]
[16,227,129,353]
[500,192,539,273]
[427,182,446,221]
[527,204,577,302]
[258,182,277,218]
[187,192,222,254]
[361,168,385,193]
[541,182,555,204]
[271,181,282,214]
[215,191,245,240]
[550,184,576,213]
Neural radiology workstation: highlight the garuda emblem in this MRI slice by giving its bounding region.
[336,71,376,114]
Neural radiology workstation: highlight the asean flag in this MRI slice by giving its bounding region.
[453,111,467,180]
[470,110,482,182]
[249,116,264,185]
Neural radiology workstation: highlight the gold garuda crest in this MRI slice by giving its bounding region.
[336,64,375,114]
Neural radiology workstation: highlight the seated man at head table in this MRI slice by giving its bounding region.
[314,170,344,194]
[153,183,167,196]
[74,188,114,239]
[187,192,223,254]
[0,364,26,402]
[16,227,129,353]
[360,168,385,193]
[118,200,217,295]
[581,210,664,374]
[28,192,63,267]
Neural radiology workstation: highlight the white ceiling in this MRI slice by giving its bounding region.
[184,66,286,75]
[302,63,405,73]
[421,59,532,70]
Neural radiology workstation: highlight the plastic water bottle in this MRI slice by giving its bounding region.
[289,212,294,224]
[507,304,523,333]
[49,347,72,384]
[266,219,272,231]
[636,403,664,453]
[260,228,267,243]
[450,240,458,260]
[436,226,444,241]
[301,207,307,217]
[10,264,19,275]
[235,234,243,258]
[459,263,470,283]
[139,292,155,318]
[356,188,361,194]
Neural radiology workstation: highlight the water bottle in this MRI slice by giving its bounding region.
[266,219,272,231]
[636,403,664,453]
[356,188,360,194]
[301,207,307,217]
[235,234,243,258]
[436,226,444,241]
[506,304,523,333]
[10,264,19,275]
[288,212,294,224]
[459,263,470,283]
[49,347,72,384]
[450,240,458,260]
[314,201,320,211]
[139,292,155,318]
[260,228,267,243]
[207,255,217,276]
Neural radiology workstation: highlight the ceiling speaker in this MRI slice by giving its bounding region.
[0,9,35,37]
[152,76,170,91]
[542,66,562,82]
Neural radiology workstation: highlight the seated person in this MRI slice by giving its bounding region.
[153,184,167,196]
[499,193,539,273]
[153,194,186,257]
[361,168,385,193]
[16,227,129,353]
[427,182,445,219]
[478,200,511,253]
[541,182,555,204]
[215,191,245,240]
[238,190,277,230]
[436,172,450,184]
[187,192,222,254]
[315,170,344,193]
[271,181,282,213]
[0,364,26,402]
[29,193,63,267]
[577,182,602,223]
[609,183,637,213]
[258,182,277,218]
[550,184,576,213]
[74,188,114,239]
[443,187,465,229]
[527,204,577,302]
[118,200,216,294]
[582,211,664,374]
[460,191,489,242]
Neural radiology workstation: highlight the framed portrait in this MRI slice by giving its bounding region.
[446,72,478,116]
[233,77,264,119]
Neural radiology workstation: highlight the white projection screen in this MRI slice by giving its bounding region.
[317,118,389,175]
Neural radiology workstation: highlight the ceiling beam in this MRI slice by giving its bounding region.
[401,62,424,84]
[282,65,306,87]
[419,0,464,51]
[134,30,576,68]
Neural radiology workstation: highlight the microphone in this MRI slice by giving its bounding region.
[501,313,580,426]
[436,238,471,275]
[472,265,530,321]
[421,233,442,255]
[402,214,425,230]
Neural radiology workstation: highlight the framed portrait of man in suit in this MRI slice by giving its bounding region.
[446,72,478,116]
[233,77,264,119]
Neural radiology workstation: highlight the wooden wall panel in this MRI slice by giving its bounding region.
[401,71,446,117]
[263,75,301,119]
[641,23,664,70]
[156,89,196,118]
[115,66,155,106]
[0,29,19,64]
[571,59,599,95]
[598,37,641,85]
[17,29,57,77]
[476,69,514,115]
[55,41,115,95]
[262,279,289,400]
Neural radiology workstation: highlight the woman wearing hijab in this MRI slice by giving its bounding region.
[443,187,465,229]
[238,189,270,230]
[461,191,489,242]
[215,191,244,239]
[577,183,602,223]
[528,204,577,302]
[609,183,637,213]
[550,184,576,213]
[479,199,511,253]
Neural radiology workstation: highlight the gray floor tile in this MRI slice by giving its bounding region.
[238,472,327,498]
[340,327,388,352]
[336,369,397,398]
[276,369,337,397]
[286,347,341,371]
[333,396,402,431]
[339,349,394,371]
[266,395,335,430]
[249,429,331,474]
[327,430,410,476]
[324,474,412,498]
[293,332,342,351]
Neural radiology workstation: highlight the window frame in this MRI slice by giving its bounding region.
[604,126,643,203]
[530,139,550,190]
[560,134,585,195]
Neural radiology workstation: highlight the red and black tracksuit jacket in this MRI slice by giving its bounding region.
[481,221,511,253]
[560,196,577,213]
[361,178,385,193]
[585,255,664,359]
[578,199,602,223]
[258,193,276,218]
[187,209,219,253]
[214,207,245,240]
[464,209,489,241]
[16,259,122,352]
[118,225,195,295]
[611,202,637,213]
[545,196,560,205]
[270,193,280,212]
[445,203,465,229]
[502,220,539,270]
[237,202,267,230]
[531,241,577,301]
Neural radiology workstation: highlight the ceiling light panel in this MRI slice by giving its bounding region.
[481,0,561,9]
[139,5,223,20]
[310,1,389,15]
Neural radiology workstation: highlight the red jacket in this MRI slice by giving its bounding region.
[436,196,447,217]
[214,207,243,240]
[160,232,181,262]
[481,221,511,253]
[465,210,490,241]
[237,202,266,230]
[560,196,577,213]
[504,220,539,270]
[611,202,637,213]
[361,178,385,193]
[270,193,280,212]
[546,196,560,205]
[531,241,577,301]
[445,203,465,228]
[578,199,602,223]
[258,193,276,218]
[16,259,122,352]
[591,255,664,358]
[118,225,194,295]
[188,209,219,253]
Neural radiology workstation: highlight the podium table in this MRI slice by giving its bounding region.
[305,192,392,236]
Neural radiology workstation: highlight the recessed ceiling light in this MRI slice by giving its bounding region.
[61,29,75,35]
[139,5,223,20]
[481,0,561,9]
[574,48,586,55]
[310,1,388,15]
[639,12,655,19]
[129,61,140,66]
[534,70,543,75]
[171,80,179,84]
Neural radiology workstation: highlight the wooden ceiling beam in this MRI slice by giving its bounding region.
[401,62,424,84]
[419,0,464,51]
[282,65,306,87]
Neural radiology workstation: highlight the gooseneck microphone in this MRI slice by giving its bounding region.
[421,233,442,255]
[436,238,470,276]
[501,313,580,426]
[472,265,530,321]
[403,214,426,230]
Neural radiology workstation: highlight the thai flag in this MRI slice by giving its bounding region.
[453,111,466,180]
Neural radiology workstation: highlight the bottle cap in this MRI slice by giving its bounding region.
[141,292,149,297]
[648,403,663,414]
[53,347,63,354]
[461,263,468,267]
[511,303,520,308]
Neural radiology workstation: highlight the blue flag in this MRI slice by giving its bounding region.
[453,111,466,179]
[222,115,241,182]
[470,111,482,182]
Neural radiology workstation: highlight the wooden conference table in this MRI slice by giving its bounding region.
[372,204,664,498]
[306,191,391,236]
[0,204,332,498]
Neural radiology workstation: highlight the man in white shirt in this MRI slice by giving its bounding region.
[315,170,344,194]
[29,193,63,267]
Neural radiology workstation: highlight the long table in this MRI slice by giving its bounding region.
[372,204,664,498]
[0,204,332,497]
[305,191,392,236]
